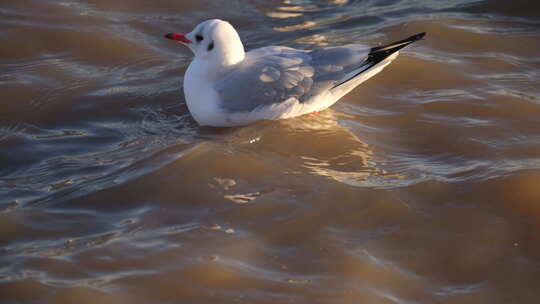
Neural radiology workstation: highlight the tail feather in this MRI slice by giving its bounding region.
[332,32,426,89]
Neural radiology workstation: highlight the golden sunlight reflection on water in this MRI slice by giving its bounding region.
[1,0,540,303]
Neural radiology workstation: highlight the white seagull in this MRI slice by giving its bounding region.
[165,19,425,127]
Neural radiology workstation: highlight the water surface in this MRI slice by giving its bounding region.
[1,0,540,303]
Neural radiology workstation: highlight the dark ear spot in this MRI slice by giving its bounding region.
[207,41,214,51]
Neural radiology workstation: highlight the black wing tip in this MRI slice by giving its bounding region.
[370,32,427,53]
[408,32,427,42]
[331,32,426,90]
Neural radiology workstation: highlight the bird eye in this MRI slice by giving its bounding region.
[196,35,203,42]
[207,42,214,51]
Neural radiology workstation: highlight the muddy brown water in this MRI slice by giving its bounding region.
[1,0,540,303]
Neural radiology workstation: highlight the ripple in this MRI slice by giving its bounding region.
[2,1,540,303]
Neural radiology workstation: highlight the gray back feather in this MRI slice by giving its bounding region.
[215,45,369,113]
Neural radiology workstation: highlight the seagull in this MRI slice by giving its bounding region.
[165,19,425,127]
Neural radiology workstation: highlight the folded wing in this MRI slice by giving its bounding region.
[215,45,370,113]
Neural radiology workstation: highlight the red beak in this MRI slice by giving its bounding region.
[165,33,191,44]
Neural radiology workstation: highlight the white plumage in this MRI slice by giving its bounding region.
[165,19,425,127]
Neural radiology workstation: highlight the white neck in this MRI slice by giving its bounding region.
[188,57,231,83]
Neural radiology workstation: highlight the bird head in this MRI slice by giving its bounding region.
[165,19,245,67]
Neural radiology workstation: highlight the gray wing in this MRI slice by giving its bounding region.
[215,45,370,113]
